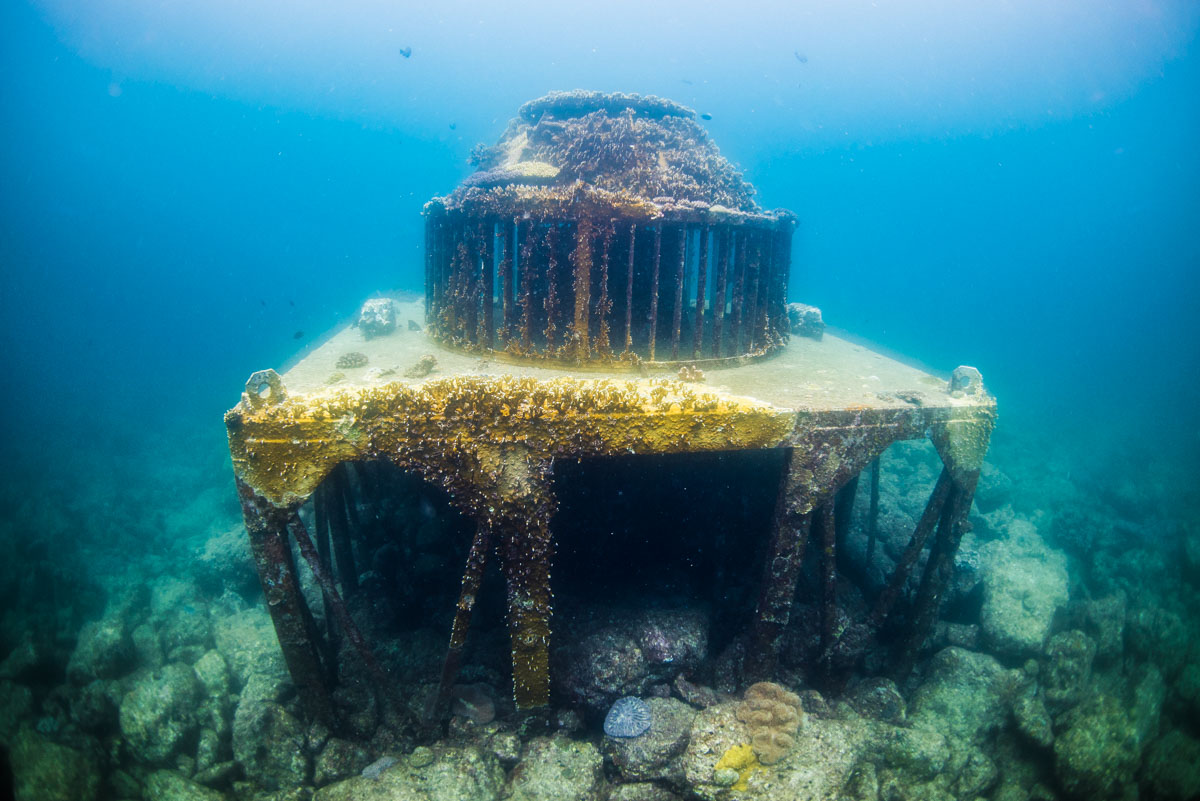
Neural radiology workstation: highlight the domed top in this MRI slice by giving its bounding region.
[438,90,778,222]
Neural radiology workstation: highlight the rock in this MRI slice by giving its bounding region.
[67,617,135,683]
[844,677,906,724]
[605,697,696,783]
[681,701,869,801]
[878,726,950,781]
[1041,630,1096,711]
[608,782,682,801]
[974,462,1013,513]
[909,647,1007,744]
[978,519,1068,657]
[1054,694,1140,798]
[507,735,604,801]
[314,737,373,786]
[1065,593,1125,661]
[313,744,503,801]
[192,650,231,698]
[143,769,226,801]
[0,680,33,742]
[633,609,707,670]
[1144,729,1200,801]
[232,674,308,790]
[132,622,165,671]
[212,606,287,691]
[70,679,120,733]
[357,298,399,339]
[1011,686,1053,748]
[10,725,100,801]
[0,637,49,683]
[786,303,825,340]
[119,662,202,764]
[194,523,259,599]
[1127,604,1189,678]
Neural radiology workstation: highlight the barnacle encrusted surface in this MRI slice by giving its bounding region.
[444,90,760,215]
[604,696,652,738]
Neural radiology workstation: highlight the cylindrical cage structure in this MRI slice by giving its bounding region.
[424,206,795,366]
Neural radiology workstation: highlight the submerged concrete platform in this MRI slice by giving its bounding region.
[226,296,995,724]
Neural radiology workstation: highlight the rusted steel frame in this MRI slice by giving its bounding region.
[327,463,359,597]
[426,520,493,723]
[238,479,334,725]
[745,447,814,682]
[463,224,481,346]
[893,469,978,680]
[832,473,862,587]
[712,228,730,358]
[570,216,593,359]
[866,457,881,562]
[869,467,953,629]
[744,231,763,350]
[729,231,748,355]
[816,499,838,658]
[623,223,636,354]
[288,515,400,713]
[772,228,792,340]
[671,225,687,360]
[500,219,515,342]
[544,224,560,352]
[442,220,467,338]
[648,224,662,360]
[519,220,535,350]
[595,220,614,356]
[692,224,709,359]
[480,220,495,350]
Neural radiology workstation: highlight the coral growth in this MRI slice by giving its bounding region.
[714,743,761,792]
[735,682,803,765]
[335,352,369,369]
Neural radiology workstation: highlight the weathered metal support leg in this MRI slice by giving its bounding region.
[870,467,952,629]
[866,457,881,562]
[817,500,838,660]
[327,464,359,597]
[238,479,334,726]
[312,485,339,645]
[746,448,813,682]
[426,521,493,723]
[893,473,976,680]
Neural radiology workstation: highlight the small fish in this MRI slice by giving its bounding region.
[681,78,694,85]
[289,299,295,307]
[448,122,457,130]
[794,50,808,64]
[260,299,266,306]
[700,113,712,121]
[398,46,412,59]
[293,331,304,339]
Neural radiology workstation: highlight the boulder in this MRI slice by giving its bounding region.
[119,662,202,764]
[1143,729,1200,801]
[978,519,1068,658]
[507,735,604,801]
[232,673,308,790]
[9,725,100,801]
[143,769,226,801]
[908,647,1008,744]
[67,617,135,684]
[357,298,399,339]
[604,697,696,783]
[313,744,503,801]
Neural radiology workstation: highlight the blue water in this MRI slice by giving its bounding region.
[1,1,1197,488]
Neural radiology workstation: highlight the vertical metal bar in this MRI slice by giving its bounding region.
[744,231,762,350]
[692,224,709,359]
[327,464,359,597]
[500,219,515,343]
[313,483,337,642]
[426,521,492,723]
[712,228,729,358]
[624,223,636,354]
[519,220,535,351]
[755,230,773,348]
[597,221,613,356]
[729,231,747,355]
[648,225,662,361]
[481,220,494,350]
[544,224,559,353]
[772,228,791,342]
[671,225,686,360]
[570,217,593,360]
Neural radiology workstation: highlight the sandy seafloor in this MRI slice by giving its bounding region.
[1,355,1198,801]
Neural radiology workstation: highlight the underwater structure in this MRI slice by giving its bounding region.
[225,91,996,729]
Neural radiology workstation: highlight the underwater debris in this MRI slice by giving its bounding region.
[398,46,412,59]
[605,696,653,738]
[361,755,398,780]
[676,364,705,382]
[356,298,398,340]
[335,352,369,369]
[786,302,824,340]
[403,353,437,378]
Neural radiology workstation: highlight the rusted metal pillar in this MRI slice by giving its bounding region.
[671,225,686,360]
[648,225,662,360]
[866,457,881,562]
[500,220,515,343]
[238,479,333,725]
[596,221,614,356]
[745,448,813,682]
[624,223,636,354]
[519,220,535,351]
[427,521,493,722]
[570,217,593,359]
[544,225,560,352]
[817,500,838,658]
[326,464,359,597]
[712,228,729,358]
[480,221,495,350]
[692,225,709,359]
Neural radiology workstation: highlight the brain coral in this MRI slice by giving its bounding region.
[735,681,804,765]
